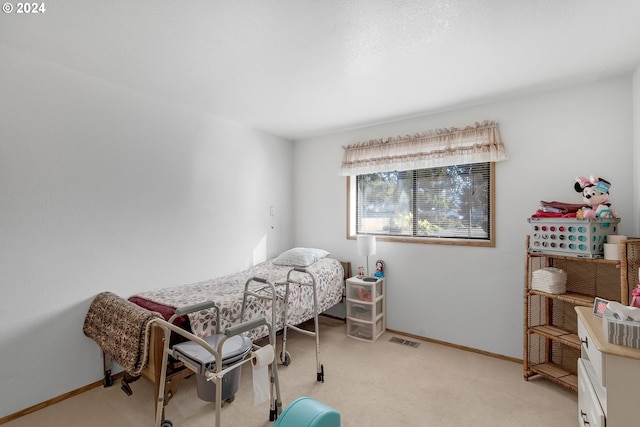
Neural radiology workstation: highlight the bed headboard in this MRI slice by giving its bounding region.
[340,260,352,280]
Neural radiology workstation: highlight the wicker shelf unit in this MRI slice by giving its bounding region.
[523,236,640,392]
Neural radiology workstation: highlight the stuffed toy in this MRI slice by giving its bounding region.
[374,260,384,278]
[574,175,616,218]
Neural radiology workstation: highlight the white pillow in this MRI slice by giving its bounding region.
[273,247,330,267]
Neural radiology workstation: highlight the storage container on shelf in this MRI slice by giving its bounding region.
[528,217,621,258]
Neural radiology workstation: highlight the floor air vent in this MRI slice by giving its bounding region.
[389,337,419,348]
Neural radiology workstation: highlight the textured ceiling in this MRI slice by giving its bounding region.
[2,0,640,140]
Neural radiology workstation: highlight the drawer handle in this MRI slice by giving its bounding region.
[580,410,590,426]
[581,336,588,349]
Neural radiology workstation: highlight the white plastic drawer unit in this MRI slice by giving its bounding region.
[345,277,385,342]
[578,358,605,427]
[578,316,605,387]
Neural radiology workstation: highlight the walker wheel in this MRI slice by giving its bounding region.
[280,351,291,366]
[161,420,173,427]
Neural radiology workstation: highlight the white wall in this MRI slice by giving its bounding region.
[294,75,635,359]
[0,47,294,418]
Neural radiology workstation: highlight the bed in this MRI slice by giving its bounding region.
[130,251,344,341]
[113,248,345,418]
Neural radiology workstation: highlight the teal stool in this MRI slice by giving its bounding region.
[274,397,340,427]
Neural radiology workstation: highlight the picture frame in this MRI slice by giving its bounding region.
[593,297,610,317]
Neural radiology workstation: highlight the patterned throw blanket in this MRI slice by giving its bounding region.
[83,292,161,376]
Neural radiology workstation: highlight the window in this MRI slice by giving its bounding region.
[348,162,495,246]
[341,121,505,246]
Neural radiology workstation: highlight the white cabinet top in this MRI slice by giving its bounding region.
[575,306,640,360]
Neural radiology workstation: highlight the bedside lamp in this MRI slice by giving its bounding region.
[357,235,377,278]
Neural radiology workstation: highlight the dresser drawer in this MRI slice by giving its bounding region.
[578,358,605,427]
[346,279,382,302]
[580,357,607,415]
[347,299,383,320]
[578,317,605,387]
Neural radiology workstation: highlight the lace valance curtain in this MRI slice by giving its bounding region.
[339,120,508,176]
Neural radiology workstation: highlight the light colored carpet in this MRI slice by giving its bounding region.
[4,316,577,427]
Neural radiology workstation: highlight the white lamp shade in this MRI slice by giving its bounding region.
[357,235,377,256]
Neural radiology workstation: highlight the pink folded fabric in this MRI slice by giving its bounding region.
[531,210,577,218]
[540,200,585,213]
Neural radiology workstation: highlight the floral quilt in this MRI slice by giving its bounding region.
[133,257,344,341]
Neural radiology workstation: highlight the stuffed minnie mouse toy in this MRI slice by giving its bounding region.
[574,175,616,218]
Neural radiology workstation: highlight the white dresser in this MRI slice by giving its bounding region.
[575,306,640,427]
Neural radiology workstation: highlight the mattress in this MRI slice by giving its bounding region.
[131,257,344,341]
